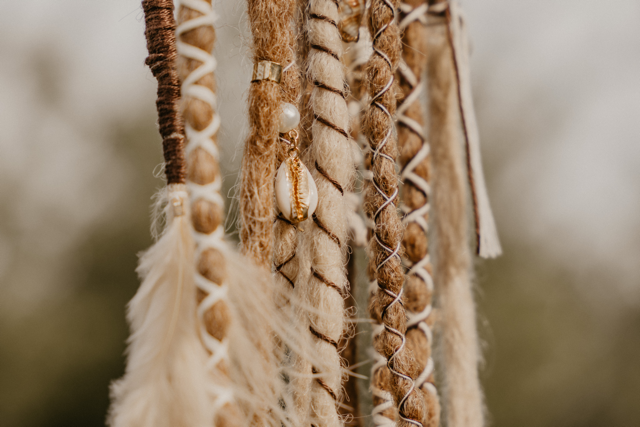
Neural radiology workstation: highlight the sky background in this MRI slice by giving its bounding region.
[0,1,639,426]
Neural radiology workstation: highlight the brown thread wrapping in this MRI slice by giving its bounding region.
[315,160,344,195]
[312,80,347,99]
[142,0,186,184]
[310,12,339,28]
[312,367,340,401]
[175,2,244,425]
[241,0,298,266]
[314,114,350,139]
[311,267,345,295]
[363,0,426,425]
[312,212,341,246]
[310,325,340,348]
[396,0,441,425]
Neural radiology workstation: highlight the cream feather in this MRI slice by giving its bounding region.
[108,184,212,427]
[107,176,338,427]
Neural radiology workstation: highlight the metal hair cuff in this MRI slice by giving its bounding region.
[251,60,283,84]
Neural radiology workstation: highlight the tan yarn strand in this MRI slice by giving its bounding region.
[300,0,356,424]
[241,0,298,266]
[396,1,441,426]
[175,1,245,425]
[363,0,426,426]
[426,3,485,426]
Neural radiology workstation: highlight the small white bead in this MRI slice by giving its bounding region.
[279,102,300,134]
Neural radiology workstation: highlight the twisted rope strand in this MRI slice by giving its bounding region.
[302,0,356,424]
[396,1,440,425]
[363,0,426,425]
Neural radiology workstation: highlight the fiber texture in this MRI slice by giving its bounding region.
[271,11,305,425]
[220,241,343,427]
[299,0,356,424]
[175,0,243,425]
[240,0,299,266]
[142,0,186,184]
[340,25,374,427]
[426,4,485,426]
[296,0,313,153]
[108,186,210,427]
[108,4,207,424]
[363,0,426,425]
[434,0,501,258]
[396,1,440,425]
[355,27,398,427]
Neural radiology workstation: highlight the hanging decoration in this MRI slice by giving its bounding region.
[107,1,502,426]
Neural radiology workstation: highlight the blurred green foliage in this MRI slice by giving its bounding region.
[0,115,162,427]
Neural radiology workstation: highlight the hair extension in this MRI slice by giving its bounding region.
[240,0,299,266]
[341,23,373,426]
[174,0,245,425]
[357,26,398,427]
[426,2,484,426]
[241,0,307,425]
[272,24,303,307]
[296,0,356,424]
[296,0,314,153]
[346,25,399,427]
[396,1,441,426]
[363,0,428,425]
[270,13,307,427]
[108,2,211,426]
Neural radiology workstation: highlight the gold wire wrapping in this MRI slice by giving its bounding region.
[282,130,311,223]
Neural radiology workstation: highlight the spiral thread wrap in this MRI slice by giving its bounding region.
[364,0,426,425]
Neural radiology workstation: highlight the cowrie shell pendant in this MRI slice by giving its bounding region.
[275,155,318,223]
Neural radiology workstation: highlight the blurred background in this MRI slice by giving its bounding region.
[1,0,639,426]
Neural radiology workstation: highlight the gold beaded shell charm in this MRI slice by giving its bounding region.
[276,128,318,224]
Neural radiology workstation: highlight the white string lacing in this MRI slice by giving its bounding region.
[176,0,234,414]
[397,0,439,416]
